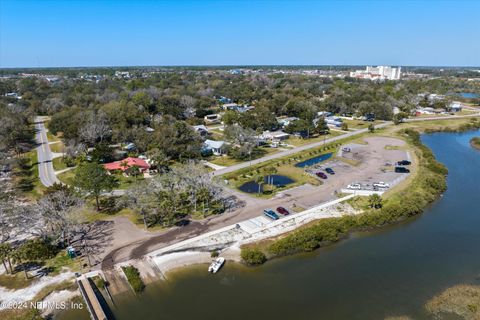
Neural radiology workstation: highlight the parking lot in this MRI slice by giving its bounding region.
[220,136,413,224]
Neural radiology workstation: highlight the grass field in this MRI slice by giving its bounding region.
[286,131,343,146]
[52,157,68,171]
[57,170,75,185]
[49,141,64,153]
[343,119,385,129]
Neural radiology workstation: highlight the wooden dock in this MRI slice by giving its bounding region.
[77,277,108,320]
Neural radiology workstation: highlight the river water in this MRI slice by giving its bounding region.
[60,130,480,320]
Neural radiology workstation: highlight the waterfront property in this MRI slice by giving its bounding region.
[75,130,480,320]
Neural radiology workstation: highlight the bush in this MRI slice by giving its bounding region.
[122,266,145,294]
[211,251,219,258]
[241,248,267,265]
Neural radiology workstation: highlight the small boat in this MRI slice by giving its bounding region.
[208,257,225,273]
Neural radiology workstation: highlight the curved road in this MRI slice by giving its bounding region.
[34,116,60,187]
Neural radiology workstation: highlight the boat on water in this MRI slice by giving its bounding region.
[208,257,225,273]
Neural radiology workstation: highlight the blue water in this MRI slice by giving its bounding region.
[459,92,479,99]
[238,175,295,193]
[295,152,333,168]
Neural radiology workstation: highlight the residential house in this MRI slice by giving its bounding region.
[447,102,463,112]
[260,130,290,141]
[103,157,150,173]
[204,114,221,124]
[204,139,226,155]
[277,117,299,128]
[193,125,209,137]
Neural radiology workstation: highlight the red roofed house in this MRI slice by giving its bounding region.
[103,157,150,173]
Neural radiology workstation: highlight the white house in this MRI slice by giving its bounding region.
[260,130,290,141]
[448,102,463,112]
[204,139,226,155]
[204,114,221,124]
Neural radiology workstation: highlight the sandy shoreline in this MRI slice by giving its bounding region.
[150,246,242,278]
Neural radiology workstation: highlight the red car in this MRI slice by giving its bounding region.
[276,206,290,215]
[316,172,328,179]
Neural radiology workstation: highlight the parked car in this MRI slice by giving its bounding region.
[373,181,390,188]
[395,166,410,173]
[316,172,328,179]
[342,147,351,152]
[397,160,411,165]
[347,183,361,190]
[325,167,335,174]
[276,207,290,215]
[263,209,279,220]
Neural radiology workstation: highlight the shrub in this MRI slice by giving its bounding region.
[122,265,145,294]
[211,251,219,258]
[241,248,267,265]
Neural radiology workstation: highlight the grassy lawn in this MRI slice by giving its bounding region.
[52,157,68,171]
[286,131,343,147]
[57,169,75,185]
[209,146,280,167]
[114,173,145,189]
[343,119,385,129]
[44,251,84,275]
[209,155,242,166]
[209,129,225,140]
[49,141,64,153]
[0,271,34,290]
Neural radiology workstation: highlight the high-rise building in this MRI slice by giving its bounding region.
[350,66,401,80]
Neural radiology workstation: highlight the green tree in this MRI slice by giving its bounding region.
[368,124,375,133]
[0,243,13,274]
[368,194,383,209]
[14,239,56,279]
[393,112,408,125]
[73,162,118,211]
[341,122,349,131]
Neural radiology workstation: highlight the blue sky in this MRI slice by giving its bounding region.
[1,0,479,67]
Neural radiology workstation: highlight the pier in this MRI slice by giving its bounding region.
[77,275,109,320]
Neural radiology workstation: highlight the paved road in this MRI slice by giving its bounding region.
[34,116,60,187]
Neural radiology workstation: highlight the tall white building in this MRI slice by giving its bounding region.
[350,66,401,80]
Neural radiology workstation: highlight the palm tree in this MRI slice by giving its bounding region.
[265,167,278,187]
[254,175,264,194]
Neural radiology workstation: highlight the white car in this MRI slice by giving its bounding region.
[342,147,351,152]
[347,183,361,190]
[373,181,390,188]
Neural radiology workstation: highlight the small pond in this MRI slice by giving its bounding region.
[238,175,295,193]
[295,152,333,168]
[458,92,479,99]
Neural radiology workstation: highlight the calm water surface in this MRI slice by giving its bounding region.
[61,130,480,320]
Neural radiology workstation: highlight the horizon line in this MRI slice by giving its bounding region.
[1,64,480,70]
